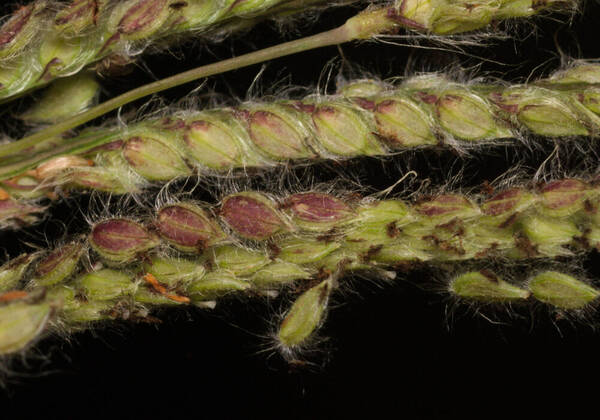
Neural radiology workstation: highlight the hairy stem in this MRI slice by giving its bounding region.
[0,0,574,103]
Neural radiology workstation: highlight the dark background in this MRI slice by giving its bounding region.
[1,1,600,418]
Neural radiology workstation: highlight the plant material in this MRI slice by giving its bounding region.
[0,197,47,228]
[0,0,579,163]
[450,270,599,310]
[19,72,101,124]
[449,271,531,301]
[0,226,596,357]
[0,254,37,292]
[0,0,575,104]
[89,219,160,264]
[392,0,577,35]
[0,299,52,355]
[6,174,600,255]
[0,0,348,103]
[2,61,600,222]
[278,277,333,348]
[0,174,598,358]
[528,271,600,309]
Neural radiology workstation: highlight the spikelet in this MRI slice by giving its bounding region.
[2,61,600,228]
[0,177,599,357]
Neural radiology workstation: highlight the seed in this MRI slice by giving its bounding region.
[0,301,52,355]
[250,261,312,288]
[109,0,171,41]
[220,192,287,240]
[54,0,107,34]
[518,101,588,137]
[123,135,191,181]
[211,246,270,276]
[539,179,590,218]
[0,3,45,60]
[285,192,354,231]
[186,270,250,300]
[89,219,159,263]
[20,73,100,123]
[277,238,341,265]
[32,242,83,287]
[435,90,511,141]
[278,279,331,348]
[481,188,536,217]
[450,271,530,301]
[529,271,600,309]
[78,268,136,301]
[312,104,382,156]
[184,117,244,169]
[248,107,314,160]
[416,194,479,220]
[157,203,224,252]
[374,97,437,147]
[0,253,37,292]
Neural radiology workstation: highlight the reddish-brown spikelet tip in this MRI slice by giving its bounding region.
[54,0,95,25]
[118,0,167,35]
[482,188,526,216]
[540,179,587,210]
[91,219,154,253]
[35,243,79,277]
[0,199,45,221]
[417,195,473,217]
[0,5,33,48]
[157,205,218,249]
[221,194,284,240]
[286,193,352,223]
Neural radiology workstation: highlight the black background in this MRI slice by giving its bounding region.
[1,1,600,418]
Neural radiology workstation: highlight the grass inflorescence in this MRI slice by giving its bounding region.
[2,60,600,228]
[0,0,353,103]
[0,0,577,104]
[1,176,600,360]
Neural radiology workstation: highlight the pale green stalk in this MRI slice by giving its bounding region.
[0,2,394,162]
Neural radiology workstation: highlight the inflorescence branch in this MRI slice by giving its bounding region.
[1,61,600,227]
[1,179,600,355]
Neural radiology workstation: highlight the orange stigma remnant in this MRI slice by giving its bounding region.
[143,273,190,303]
[0,290,28,303]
